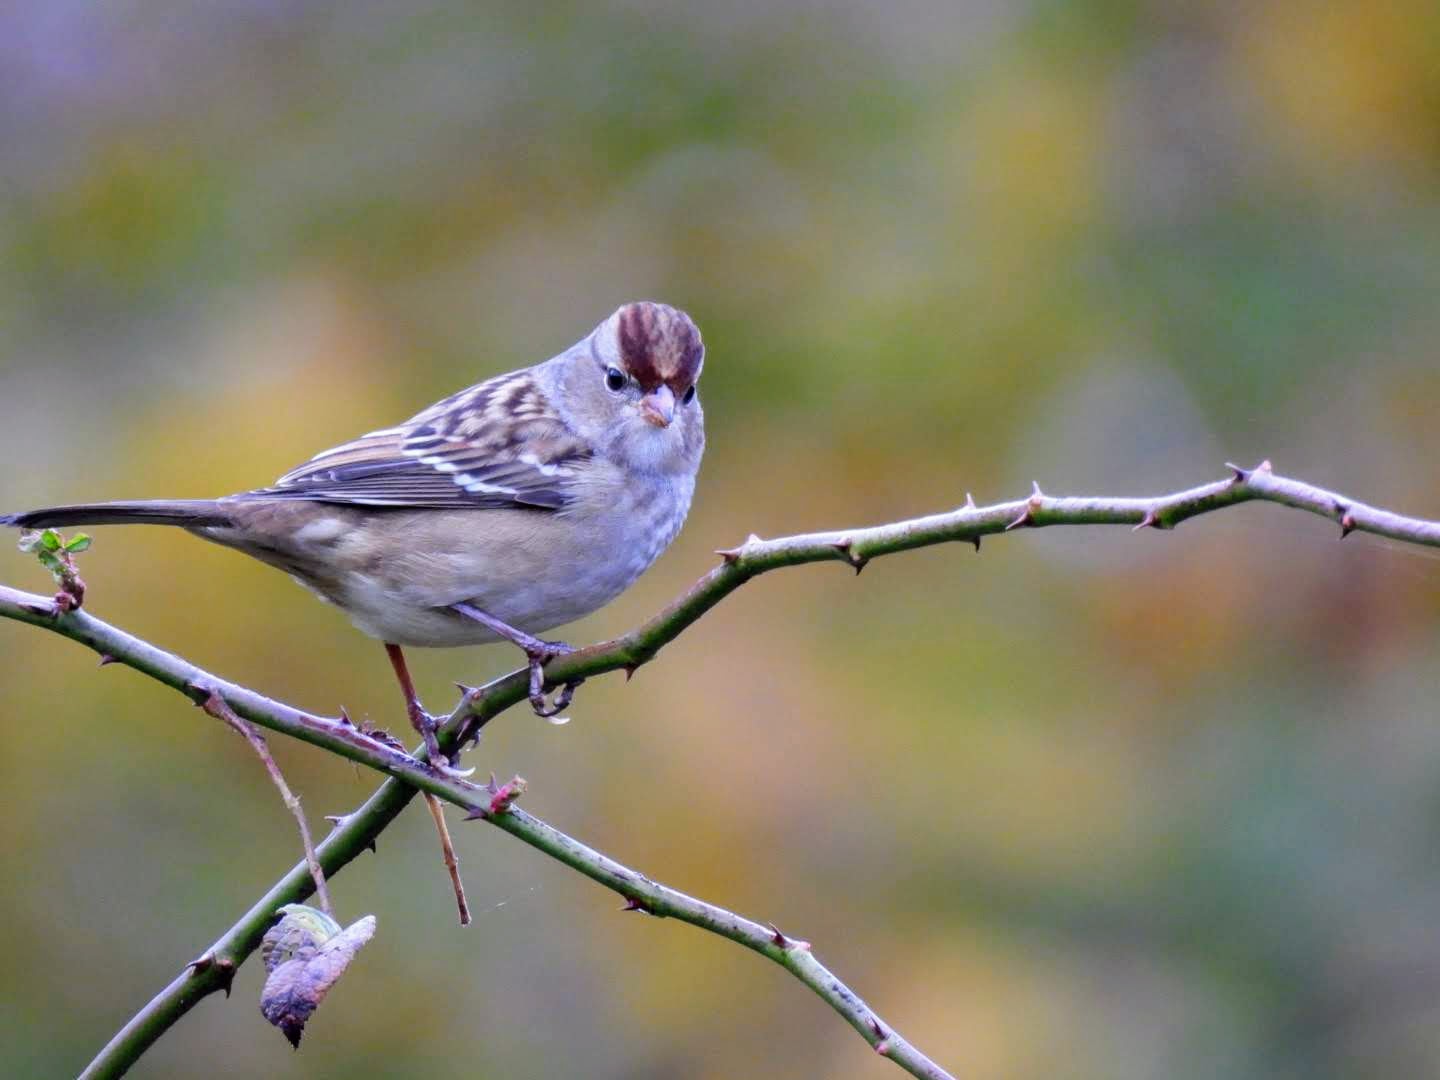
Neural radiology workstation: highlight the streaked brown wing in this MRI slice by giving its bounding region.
[240,370,590,511]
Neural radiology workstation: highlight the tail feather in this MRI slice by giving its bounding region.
[0,500,232,530]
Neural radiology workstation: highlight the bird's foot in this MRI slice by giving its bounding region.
[406,700,474,779]
[523,640,583,719]
[448,605,584,721]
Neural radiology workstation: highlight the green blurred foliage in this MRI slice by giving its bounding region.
[3,1,1440,1077]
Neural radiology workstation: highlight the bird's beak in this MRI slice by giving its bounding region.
[638,385,676,428]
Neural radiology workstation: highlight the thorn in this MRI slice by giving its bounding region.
[964,492,977,509]
[716,546,743,564]
[1133,509,1166,531]
[622,897,656,915]
[214,957,237,998]
[1031,480,1044,498]
[1003,508,1034,532]
[829,538,868,575]
[97,654,116,667]
[188,953,214,975]
[337,706,353,726]
[971,535,981,552]
[324,814,346,826]
[767,922,811,951]
[623,663,639,682]
[367,839,378,854]
[1255,459,1273,473]
[454,681,477,697]
[1225,462,1248,483]
[1340,512,1357,539]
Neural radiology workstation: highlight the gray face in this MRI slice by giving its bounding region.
[550,302,706,478]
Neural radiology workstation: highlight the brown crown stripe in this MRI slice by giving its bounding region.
[617,302,704,395]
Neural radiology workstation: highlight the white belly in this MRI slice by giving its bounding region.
[320,474,693,648]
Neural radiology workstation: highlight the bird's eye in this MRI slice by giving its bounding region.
[605,367,626,393]
[682,385,696,405]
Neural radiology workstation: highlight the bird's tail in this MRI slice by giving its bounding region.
[0,500,233,530]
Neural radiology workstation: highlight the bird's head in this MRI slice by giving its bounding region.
[559,301,706,475]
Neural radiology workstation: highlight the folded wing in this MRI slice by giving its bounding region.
[240,370,589,512]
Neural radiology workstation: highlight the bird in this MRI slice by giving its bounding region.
[2,301,706,768]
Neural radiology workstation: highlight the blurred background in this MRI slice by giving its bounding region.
[3,2,1440,1077]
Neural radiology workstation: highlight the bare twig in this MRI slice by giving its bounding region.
[422,793,471,926]
[8,462,1440,1080]
[198,690,332,916]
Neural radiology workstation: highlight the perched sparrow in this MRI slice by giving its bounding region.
[3,301,706,764]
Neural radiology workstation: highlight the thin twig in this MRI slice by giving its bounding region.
[7,462,1440,1080]
[198,690,332,916]
[423,792,471,925]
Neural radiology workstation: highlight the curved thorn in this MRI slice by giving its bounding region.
[1133,509,1164,532]
[1004,508,1034,532]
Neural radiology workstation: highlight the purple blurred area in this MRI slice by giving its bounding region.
[3,2,1440,1077]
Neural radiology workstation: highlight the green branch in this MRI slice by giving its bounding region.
[8,462,1440,1080]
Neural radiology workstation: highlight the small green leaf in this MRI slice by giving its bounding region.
[39,530,61,552]
[36,551,63,574]
[64,534,92,554]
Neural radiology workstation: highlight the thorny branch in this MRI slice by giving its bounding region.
[6,462,1440,1080]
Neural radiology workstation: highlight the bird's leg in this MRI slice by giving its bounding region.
[384,642,446,768]
[451,602,583,718]
[384,642,473,924]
